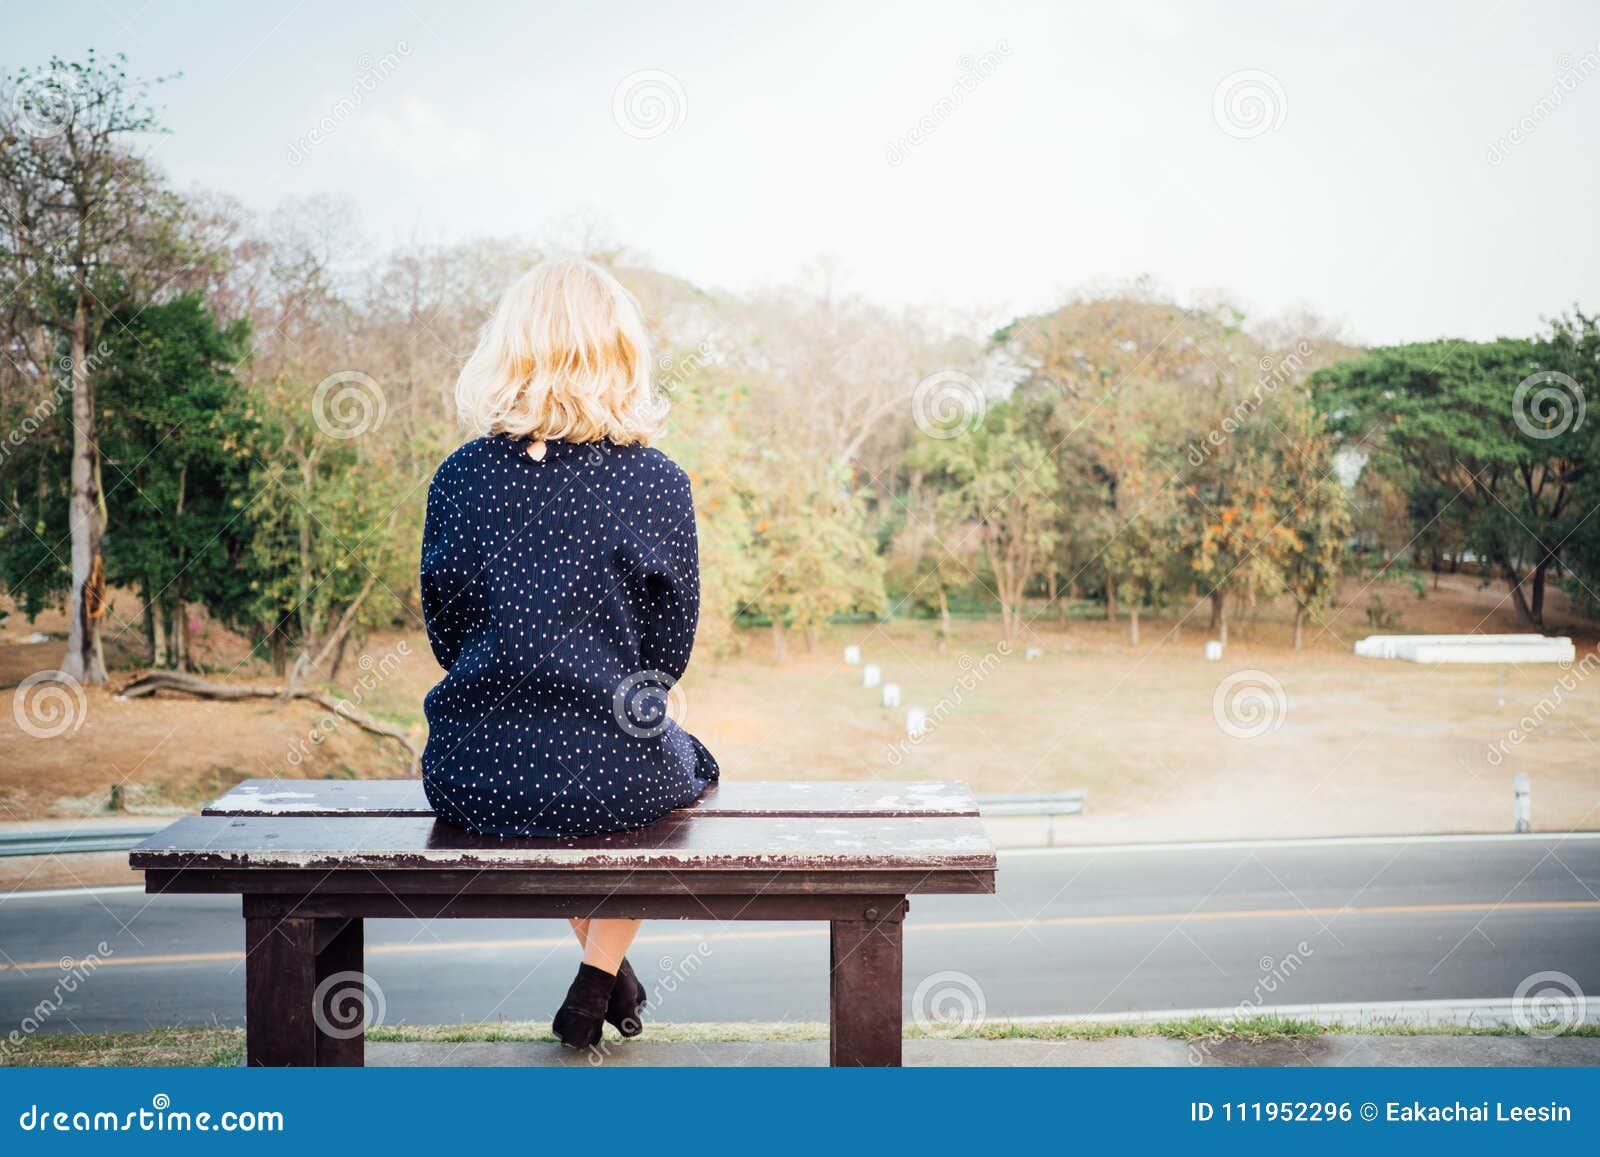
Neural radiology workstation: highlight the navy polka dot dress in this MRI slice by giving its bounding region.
[419,435,719,837]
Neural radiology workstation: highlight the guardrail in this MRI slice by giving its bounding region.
[2,790,1091,856]
[977,790,1085,845]
[0,823,169,858]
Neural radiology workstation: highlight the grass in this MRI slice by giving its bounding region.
[4,1017,1594,1067]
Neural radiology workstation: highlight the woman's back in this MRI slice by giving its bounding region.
[420,434,716,837]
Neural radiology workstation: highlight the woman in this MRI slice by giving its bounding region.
[419,258,719,1049]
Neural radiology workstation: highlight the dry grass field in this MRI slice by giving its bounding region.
[3,570,1598,889]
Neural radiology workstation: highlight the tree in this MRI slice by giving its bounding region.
[1269,405,1352,648]
[742,447,885,660]
[0,52,180,682]
[911,399,1058,643]
[96,295,255,668]
[1314,337,1584,626]
[999,290,1246,627]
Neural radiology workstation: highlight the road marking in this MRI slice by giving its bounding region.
[5,899,1596,974]
[999,831,1600,856]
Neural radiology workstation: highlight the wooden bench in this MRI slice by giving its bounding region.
[129,778,997,1067]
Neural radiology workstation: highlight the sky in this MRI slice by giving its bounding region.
[6,0,1599,345]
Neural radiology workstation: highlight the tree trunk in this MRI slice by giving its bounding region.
[770,620,788,662]
[117,671,420,773]
[1502,560,1538,625]
[937,588,950,648]
[61,304,107,684]
[149,594,168,667]
[1529,558,1550,626]
[1104,572,1117,622]
[1293,604,1306,650]
[172,594,189,674]
[1129,603,1140,647]
[1209,590,1228,646]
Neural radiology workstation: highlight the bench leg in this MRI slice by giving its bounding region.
[244,913,366,1066]
[828,902,904,1067]
[314,917,365,1067]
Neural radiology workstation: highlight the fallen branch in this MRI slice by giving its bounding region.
[117,670,420,773]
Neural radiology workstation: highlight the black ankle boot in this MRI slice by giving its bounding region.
[552,963,617,1049]
[606,957,647,1038]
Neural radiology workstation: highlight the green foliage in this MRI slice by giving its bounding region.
[909,397,1058,640]
[1313,327,1590,625]
[97,297,257,650]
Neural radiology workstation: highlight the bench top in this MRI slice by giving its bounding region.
[202,778,981,818]
[130,779,997,895]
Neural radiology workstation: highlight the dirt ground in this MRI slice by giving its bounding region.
[3,570,1598,890]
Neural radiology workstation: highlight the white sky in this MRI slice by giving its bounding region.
[7,0,1599,344]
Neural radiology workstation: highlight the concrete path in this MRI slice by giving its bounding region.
[368,1035,1600,1067]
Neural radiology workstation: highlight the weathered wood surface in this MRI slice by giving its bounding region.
[131,813,996,873]
[203,778,980,818]
[144,866,992,898]
[235,891,911,922]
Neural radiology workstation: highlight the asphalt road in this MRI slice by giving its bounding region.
[2,834,1597,1033]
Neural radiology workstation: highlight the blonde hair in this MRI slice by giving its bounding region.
[455,258,663,444]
